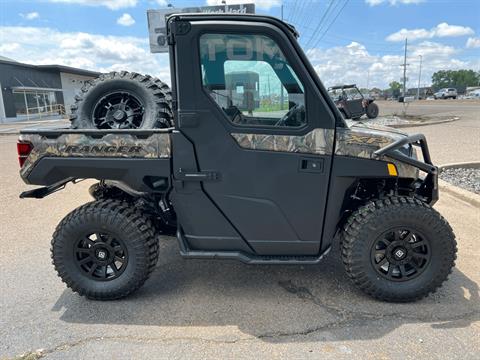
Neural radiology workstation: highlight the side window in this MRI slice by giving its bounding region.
[199,33,306,128]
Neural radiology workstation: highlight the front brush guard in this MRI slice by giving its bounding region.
[374,134,438,205]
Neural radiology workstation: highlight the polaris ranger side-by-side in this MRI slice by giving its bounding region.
[17,14,456,302]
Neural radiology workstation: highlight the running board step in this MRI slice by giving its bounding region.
[179,249,330,265]
[176,229,330,264]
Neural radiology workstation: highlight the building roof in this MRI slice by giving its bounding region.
[0,55,18,62]
[0,58,100,77]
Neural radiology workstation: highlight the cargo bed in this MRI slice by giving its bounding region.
[18,127,173,193]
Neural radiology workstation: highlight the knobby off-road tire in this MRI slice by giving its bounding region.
[366,102,379,119]
[51,199,159,300]
[70,71,173,129]
[341,196,457,302]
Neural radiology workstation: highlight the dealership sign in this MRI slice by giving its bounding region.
[147,4,255,53]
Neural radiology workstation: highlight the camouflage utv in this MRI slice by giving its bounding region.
[329,84,379,120]
[16,13,456,303]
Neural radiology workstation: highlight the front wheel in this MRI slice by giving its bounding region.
[366,102,379,119]
[51,200,159,300]
[341,197,457,302]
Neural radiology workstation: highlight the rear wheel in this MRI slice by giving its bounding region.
[51,200,159,300]
[366,102,379,119]
[70,71,173,129]
[341,197,457,302]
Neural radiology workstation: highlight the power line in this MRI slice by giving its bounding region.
[301,2,322,39]
[290,0,305,25]
[311,0,351,49]
[286,0,300,24]
[305,0,346,48]
[304,0,336,49]
[299,24,405,52]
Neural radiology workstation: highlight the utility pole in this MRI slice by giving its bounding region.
[401,38,409,97]
[366,70,370,91]
[417,55,423,100]
[280,2,285,110]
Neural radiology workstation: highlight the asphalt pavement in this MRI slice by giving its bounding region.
[1,100,479,359]
[378,99,480,164]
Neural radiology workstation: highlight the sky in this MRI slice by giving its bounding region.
[0,0,479,89]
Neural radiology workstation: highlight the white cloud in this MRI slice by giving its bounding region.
[117,13,135,26]
[19,12,39,20]
[0,26,171,84]
[47,0,137,10]
[1,24,476,92]
[434,23,475,37]
[206,0,281,10]
[466,37,480,49]
[307,40,474,89]
[0,43,21,53]
[410,41,457,57]
[366,0,424,6]
[386,22,474,42]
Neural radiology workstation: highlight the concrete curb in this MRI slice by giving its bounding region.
[438,161,480,171]
[0,131,19,136]
[438,161,480,208]
[438,179,480,208]
[388,117,459,128]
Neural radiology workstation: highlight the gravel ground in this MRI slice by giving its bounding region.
[360,116,411,126]
[440,168,480,194]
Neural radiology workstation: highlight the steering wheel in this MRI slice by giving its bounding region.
[224,106,246,124]
[274,104,301,127]
[275,104,299,127]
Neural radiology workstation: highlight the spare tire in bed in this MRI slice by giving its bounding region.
[70,71,173,129]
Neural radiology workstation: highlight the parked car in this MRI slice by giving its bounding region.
[433,88,457,99]
[464,89,480,99]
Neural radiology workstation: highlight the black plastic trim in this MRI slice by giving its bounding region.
[177,229,331,264]
[20,128,173,136]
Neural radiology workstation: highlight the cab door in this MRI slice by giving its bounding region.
[170,18,336,256]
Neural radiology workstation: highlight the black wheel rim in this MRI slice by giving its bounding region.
[92,91,144,129]
[370,228,431,282]
[74,232,128,281]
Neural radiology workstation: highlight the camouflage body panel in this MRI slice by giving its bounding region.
[231,129,335,155]
[19,133,171,180]
[335,126,418,178]
[231,124,417,179]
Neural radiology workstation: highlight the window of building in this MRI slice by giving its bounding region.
[199,33,306,128]
[12,90,58,118]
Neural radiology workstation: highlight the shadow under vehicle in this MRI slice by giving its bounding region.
[328,84,379,120]
[16,13,456,303]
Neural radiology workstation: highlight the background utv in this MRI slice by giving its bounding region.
[17,13,456,303]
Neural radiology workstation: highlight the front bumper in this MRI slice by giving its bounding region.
[375,134,438,205]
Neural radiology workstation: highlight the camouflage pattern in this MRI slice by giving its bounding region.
[19,132,171,180]
[335,126,418,178]
[231,124,418,178]
[231,129,335,155]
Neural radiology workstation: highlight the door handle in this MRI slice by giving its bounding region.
[299,158,324,173]
[177,169,220,181]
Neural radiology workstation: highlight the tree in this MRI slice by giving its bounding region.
[389,81,402,97]
[431,70,480,93]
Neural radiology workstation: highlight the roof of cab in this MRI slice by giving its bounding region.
[166,13,299,38]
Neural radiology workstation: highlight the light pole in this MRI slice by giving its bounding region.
[402,38,408,97]
[417,55,423,100]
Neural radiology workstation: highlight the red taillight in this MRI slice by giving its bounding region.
[17,141,33,167]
